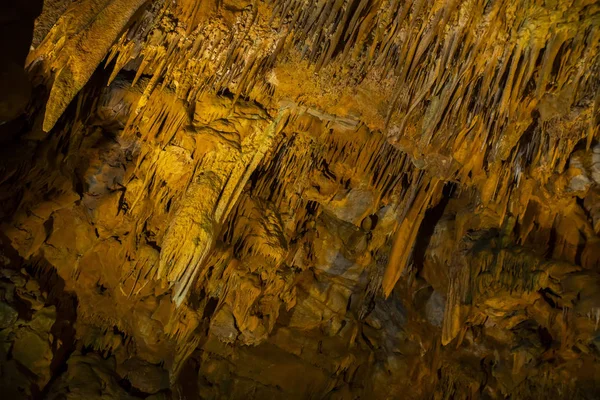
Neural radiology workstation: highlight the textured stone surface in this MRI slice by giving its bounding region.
[0,0,599,398]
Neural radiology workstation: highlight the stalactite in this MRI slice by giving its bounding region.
[27,0,150,132]
[1,0,599,397]
[383,178,443,297]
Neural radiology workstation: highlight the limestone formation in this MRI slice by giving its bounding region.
[0,0,599,398]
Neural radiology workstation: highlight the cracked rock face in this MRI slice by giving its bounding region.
[1,0,600,398]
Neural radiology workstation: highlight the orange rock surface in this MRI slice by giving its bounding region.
[0,0,599,398]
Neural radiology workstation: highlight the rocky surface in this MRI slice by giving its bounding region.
[0,0,600,398]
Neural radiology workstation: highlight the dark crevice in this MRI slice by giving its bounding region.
[412,182,455,273]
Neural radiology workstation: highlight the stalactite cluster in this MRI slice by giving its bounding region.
[0,0,599,399]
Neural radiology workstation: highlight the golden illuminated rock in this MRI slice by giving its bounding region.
[0,0,599,398]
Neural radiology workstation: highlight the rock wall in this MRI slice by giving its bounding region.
[0,0,599,398]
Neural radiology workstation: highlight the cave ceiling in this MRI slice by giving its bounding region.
[0,0,600,398]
